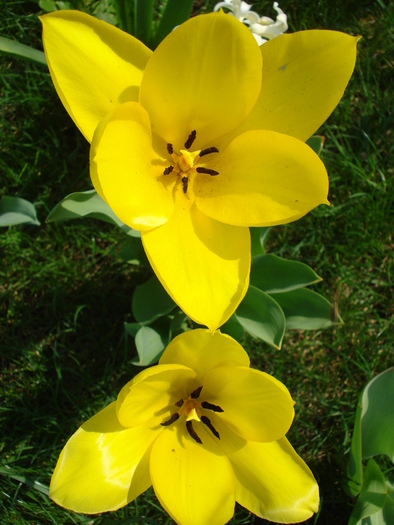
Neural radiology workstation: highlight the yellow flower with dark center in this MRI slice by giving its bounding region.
[41,11,358,330]
[50,329,319,524]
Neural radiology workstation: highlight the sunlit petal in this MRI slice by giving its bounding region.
[141,200,250,331]
[159,329,250,384]
[140,12,262,150]
[203,367,294,442]
[215,29,359,149]
[150,423,235,525]
[116,365,195,427]
[195,130,329,226]
[90,102,174,230]
[215,419,319,522]
[50,402,161,513]
[41,11,151,142]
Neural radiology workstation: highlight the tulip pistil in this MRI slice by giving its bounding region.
[160,384,223,444]
[163,131,219,193]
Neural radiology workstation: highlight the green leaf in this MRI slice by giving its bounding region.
[235,285,285,349]
[169,310,188,340]
[134,0,155,47]
[361,367,394,462]
[251,254,322,293]
[46,190,140,237]
[306,135,325,156]
[111,0,134,34]
[132,275,176,324]
[0,467,49,496]
[152,0,193,48]
[39,0,72,11]
[117,237,148,266]
[250,227,271,256]
[0,196,40,227]
[220,314,245,341]
[348,459,387,525]
[271,288,337,330]
[124,322,141,338]
[0,36,47,66]
[344,394,364,497]
[132,325,166,366]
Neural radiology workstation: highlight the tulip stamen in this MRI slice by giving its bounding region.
[186,420,202,444]
[161,412,180,426]
[167,143,173,155]
[163,165,174,175]
[201,401,224,413]
[182,176,188,194]
[196,167,219,176]
[184,130,197,149]
[201,415,220,439]
[175,398,184,407]
[190,385,203,399]
[199,147,219,157]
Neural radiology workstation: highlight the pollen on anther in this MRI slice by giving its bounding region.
[190,385,203,399]
[186,420,202,444]
[167,143,173,155]
[163,165,174,176]
[196,167,219,176]
[199,147,219,157]
[161,413,180,426]
[184,130,196,150]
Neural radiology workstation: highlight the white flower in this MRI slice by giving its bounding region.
[213,1,288,45]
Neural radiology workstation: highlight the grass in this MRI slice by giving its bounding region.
[1,0,393,523]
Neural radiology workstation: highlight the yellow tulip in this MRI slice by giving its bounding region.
[41,11,358,330]
[50,329,319,524]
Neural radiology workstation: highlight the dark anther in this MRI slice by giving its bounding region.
[167,143,173,155]
[190,385,203,399]
[201,415,220,439]
[184,130,197,150]
[196,167,219,176]
[186,420,202,444]
[201,401,224,413]
[163,165,174,175]
[182,176,188,194]
[199,147,219,157]
[161,413,180,426]
[175,398,184,407]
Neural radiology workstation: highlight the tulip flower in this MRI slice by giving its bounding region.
[50,329,319,524]
[41,11,358,331]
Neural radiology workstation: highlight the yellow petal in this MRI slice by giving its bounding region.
[203,367,294,442]
[150,423,236,525]
[215,418,319,523]
[139,12,262,150]
[141,201,250,331]
[195,130,329,227]
[50,402,161,513]
[215,30,359,149]
[159,329,250,385]
[41,11,152,142]
[116,364,195,427]
[90,102,174,230]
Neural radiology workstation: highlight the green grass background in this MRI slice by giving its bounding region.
[1,0,393,523]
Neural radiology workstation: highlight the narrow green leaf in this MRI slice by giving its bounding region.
[306,135,325,156]
[152,0,193,48]
[220,314,245,342]
[0,196,40,227]
[348,459,387,525]
[132,325,166,366]
[134,0,155,47]
[361,367,394,462]
[46,190,140,237]
[0,467,49,496]
[271,288,337,330]
[111,0,134,34]
[235,285,285,349]
[132,275,176,324]
[344,394,364,497]
[251,254,322,293]
[0,36,47,66]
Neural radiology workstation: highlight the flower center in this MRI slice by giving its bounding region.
[163,130,219,194]
[160,385,223,445]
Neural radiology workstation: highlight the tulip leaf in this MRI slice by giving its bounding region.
[118,237,148,266]
[344,394,363,497]
[0,196,40,227]
[221,314,245,342]
[235,285,285,349]
[169,311,189,339]
[46,190,140,237]
[306,135,325,156]
[0,36,47,66]
[152,0,194,48]
[132,275,176,325]
[271,288,337,329]
[132,325,166,366]
[134,0,155,47]
[348,459,387,525]
[124,322,141,338]
[250,227,271,256]
[251,254,322,293]
[361,367,394,462]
